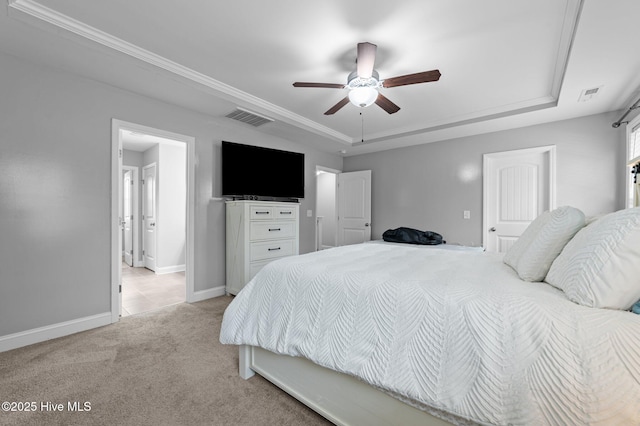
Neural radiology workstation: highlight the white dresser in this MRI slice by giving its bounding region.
[225,200,299,295]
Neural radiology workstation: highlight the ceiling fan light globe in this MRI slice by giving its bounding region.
[348,87,378,108]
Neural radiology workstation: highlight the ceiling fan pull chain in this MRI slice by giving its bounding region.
[361,112,365,143]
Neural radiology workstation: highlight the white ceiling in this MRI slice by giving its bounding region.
[2,0,639,156]
[119,130,183,152]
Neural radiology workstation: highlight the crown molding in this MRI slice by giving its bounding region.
[363,95,558,143]
[550,0,583,99]
[8,0,352,145]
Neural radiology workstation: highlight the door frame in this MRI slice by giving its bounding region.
[482,145,556,250]
[111,119,196,323]
[122,165,140,267]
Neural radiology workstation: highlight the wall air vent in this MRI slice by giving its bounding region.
[225,108,274,127]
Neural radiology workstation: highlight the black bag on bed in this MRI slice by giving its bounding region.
[382,227,444,245]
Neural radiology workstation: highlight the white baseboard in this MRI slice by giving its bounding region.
[1,286,226,352]
[155,264,186,275]
[0,312,112,353]
[190,285,226,303]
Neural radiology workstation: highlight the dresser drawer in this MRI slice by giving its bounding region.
[250,239,296,261]
[249,206,274,219]
[274,206,297,220]
[250,221,296,240]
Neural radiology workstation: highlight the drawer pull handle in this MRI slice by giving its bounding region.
[268,247,281,251]
[280,211,292,215]
[268,228,281,232]
[255,211,270,215]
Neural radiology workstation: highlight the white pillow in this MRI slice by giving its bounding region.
[545,207,640,310]
[502,211,549,271]
[503,206,585,282]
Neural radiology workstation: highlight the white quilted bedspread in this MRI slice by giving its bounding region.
[220,242,640,425]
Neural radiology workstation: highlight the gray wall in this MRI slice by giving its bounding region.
[316,172,337,248]
[0,51,342,337]
[344,112,626,247]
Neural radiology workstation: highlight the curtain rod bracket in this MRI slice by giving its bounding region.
[612,99,640,128]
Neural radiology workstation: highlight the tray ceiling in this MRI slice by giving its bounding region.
[3,0,640,155]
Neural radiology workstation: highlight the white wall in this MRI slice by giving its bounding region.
[157,143,186,271]
[316,172,337,248]
[344,112,626,247]
[0,50,343,341]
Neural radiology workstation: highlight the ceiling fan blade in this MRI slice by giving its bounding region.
[357,42,377,79]
[293,82,345,89]
[382,70,441,88]
[375,93,400,114]
[324,96,350,115]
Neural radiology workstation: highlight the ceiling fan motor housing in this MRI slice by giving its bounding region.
[347,70,381,107]
[347,70,381,90]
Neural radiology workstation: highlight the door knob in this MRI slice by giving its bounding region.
[365,223,370,227]
[489,227,496,232]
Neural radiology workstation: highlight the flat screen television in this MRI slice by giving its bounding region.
[221,141,305,200]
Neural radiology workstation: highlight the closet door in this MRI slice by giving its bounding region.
[337,170,372,246]
[483,147,555,253]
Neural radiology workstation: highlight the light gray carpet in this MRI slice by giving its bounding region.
[0,296,331,426]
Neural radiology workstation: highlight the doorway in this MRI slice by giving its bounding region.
[315,166,373,249]
[111,119,195,322]
[315,166,340,251]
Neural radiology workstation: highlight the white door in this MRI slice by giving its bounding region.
[143,163,157,271]
[483,146,555,253]
[123,170,133,267]
[337,170,372,246]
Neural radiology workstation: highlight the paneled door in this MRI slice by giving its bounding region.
[337,170,372,246]
[483,146,555,253]
[142,163,157,271]
[123,170,133,267]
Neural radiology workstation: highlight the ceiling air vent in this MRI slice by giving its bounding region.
[578,86,602,102]
[225,108,274,127]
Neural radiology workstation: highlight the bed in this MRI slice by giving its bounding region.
[220,206,640,425]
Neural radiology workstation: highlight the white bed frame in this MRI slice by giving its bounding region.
[239,345,456,426]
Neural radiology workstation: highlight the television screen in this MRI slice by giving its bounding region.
[221,141,305,199]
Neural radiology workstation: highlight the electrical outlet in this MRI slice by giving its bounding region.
[463,210,471,219]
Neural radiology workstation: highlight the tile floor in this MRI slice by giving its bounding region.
[121,262,185,317]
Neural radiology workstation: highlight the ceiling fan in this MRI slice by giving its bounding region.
[293,42,441,115]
